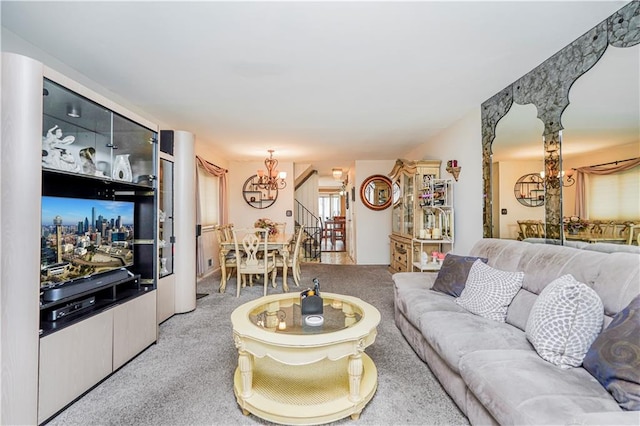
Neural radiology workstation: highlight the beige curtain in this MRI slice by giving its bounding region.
[195,155,228,276]
[574,158,640,218]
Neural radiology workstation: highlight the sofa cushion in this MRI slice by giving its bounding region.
[396,287,468,329]
[583,294,640,410]
[456,260,524,322]
[460,349,621,425]
[526,274,604,369]
[432,254,488,297]
[418,310,532,374]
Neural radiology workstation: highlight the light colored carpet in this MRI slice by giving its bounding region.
[47,264,468,425]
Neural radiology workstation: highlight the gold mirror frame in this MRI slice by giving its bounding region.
[360,174,393,211]
[481,3,639,240]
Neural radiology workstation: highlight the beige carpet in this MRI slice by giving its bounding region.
[46,263,468,425]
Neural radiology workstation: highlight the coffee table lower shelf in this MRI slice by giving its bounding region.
[234,354,377,425]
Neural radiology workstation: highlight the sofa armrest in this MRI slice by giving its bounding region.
[567,410,640,425]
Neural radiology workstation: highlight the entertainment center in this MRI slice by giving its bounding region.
[0,55,161,424]
[36,76,160,423]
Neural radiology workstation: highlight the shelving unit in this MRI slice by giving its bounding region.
[514,173,544,207]
[157,131,176,323]
[412,178,454,272]
[388,159,441,273]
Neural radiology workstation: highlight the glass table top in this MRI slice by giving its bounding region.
[248,294,363,335]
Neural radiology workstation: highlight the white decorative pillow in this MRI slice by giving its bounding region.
[526,274,604,369]
[455,260,524,322]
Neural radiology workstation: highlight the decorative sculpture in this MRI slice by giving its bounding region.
[42,125,80,173]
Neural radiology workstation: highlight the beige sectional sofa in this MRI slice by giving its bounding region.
[393,239,640,425]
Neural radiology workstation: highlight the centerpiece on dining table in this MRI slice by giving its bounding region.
[563,216,589,235]
[254,217,278,239]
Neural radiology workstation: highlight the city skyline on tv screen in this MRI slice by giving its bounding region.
[42,196,134,226]
[40,196,135,286]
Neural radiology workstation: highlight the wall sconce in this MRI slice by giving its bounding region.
[446,160,461,181]
[539,168,575,187]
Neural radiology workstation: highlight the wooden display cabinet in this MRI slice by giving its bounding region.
[388,159,441,273]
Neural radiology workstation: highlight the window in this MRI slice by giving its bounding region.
[197,167,220,226]
[588,167,640,220]
[319,194,341,220]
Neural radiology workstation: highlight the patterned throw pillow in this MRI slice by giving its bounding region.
[526,274,604,369]
[583,294,640,410]
[432,254,488,297]
[455,260,524,322]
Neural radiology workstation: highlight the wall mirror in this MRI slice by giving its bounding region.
[482,2,639,241]
[360,175,393,211]
[491,103,544,239]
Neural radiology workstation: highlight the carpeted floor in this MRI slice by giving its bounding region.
[47,264,468,425]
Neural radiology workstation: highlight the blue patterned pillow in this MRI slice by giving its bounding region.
[583,294,640,410]
[432,254,488,297]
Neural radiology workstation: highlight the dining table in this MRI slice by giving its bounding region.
[218,232,294,293]
[564,232,627,244]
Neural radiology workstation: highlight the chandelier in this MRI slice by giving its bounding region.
[540,168,575,187]
[256,150,287,190]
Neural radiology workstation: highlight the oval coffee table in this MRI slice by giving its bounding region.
[231,292,381,425]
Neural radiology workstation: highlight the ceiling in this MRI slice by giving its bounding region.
[1,1,630,177]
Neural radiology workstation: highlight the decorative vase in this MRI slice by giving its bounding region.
[112,154,133,182]
[160,258,169,275]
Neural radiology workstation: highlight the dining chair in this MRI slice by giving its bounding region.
[214,224,238,291]
[517,220,545,240]
[332,217,346,249]
[274,225,305,291]
[625,223,640,245]
[232,227,276,297]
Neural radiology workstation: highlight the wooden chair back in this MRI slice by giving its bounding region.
[232,227,276,297]
[517,220,545,240]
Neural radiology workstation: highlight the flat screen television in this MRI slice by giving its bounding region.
[41,195,135,288]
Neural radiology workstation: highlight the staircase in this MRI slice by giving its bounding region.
[294,199,322,262]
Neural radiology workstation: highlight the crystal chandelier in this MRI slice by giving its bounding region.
[256,150,287,190]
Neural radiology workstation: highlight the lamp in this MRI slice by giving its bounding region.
[332,168,343,181]
[539,168,575,187]
[256,150,286,190]
[66,105,81,118]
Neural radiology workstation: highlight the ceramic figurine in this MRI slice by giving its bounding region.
[112,154,133,182]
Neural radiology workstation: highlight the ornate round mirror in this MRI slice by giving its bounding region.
[360,175,393,211]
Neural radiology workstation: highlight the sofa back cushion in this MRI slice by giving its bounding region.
[469,239,640,331]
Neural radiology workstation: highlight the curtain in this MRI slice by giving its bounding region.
[574,158,640,218]
[195,155,228,276]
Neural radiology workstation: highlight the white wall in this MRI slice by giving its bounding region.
[495,160,545,239]
[228,160,295,232]
[354,160,395,265]
[294,171,319,225]
[404,108,483,256]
